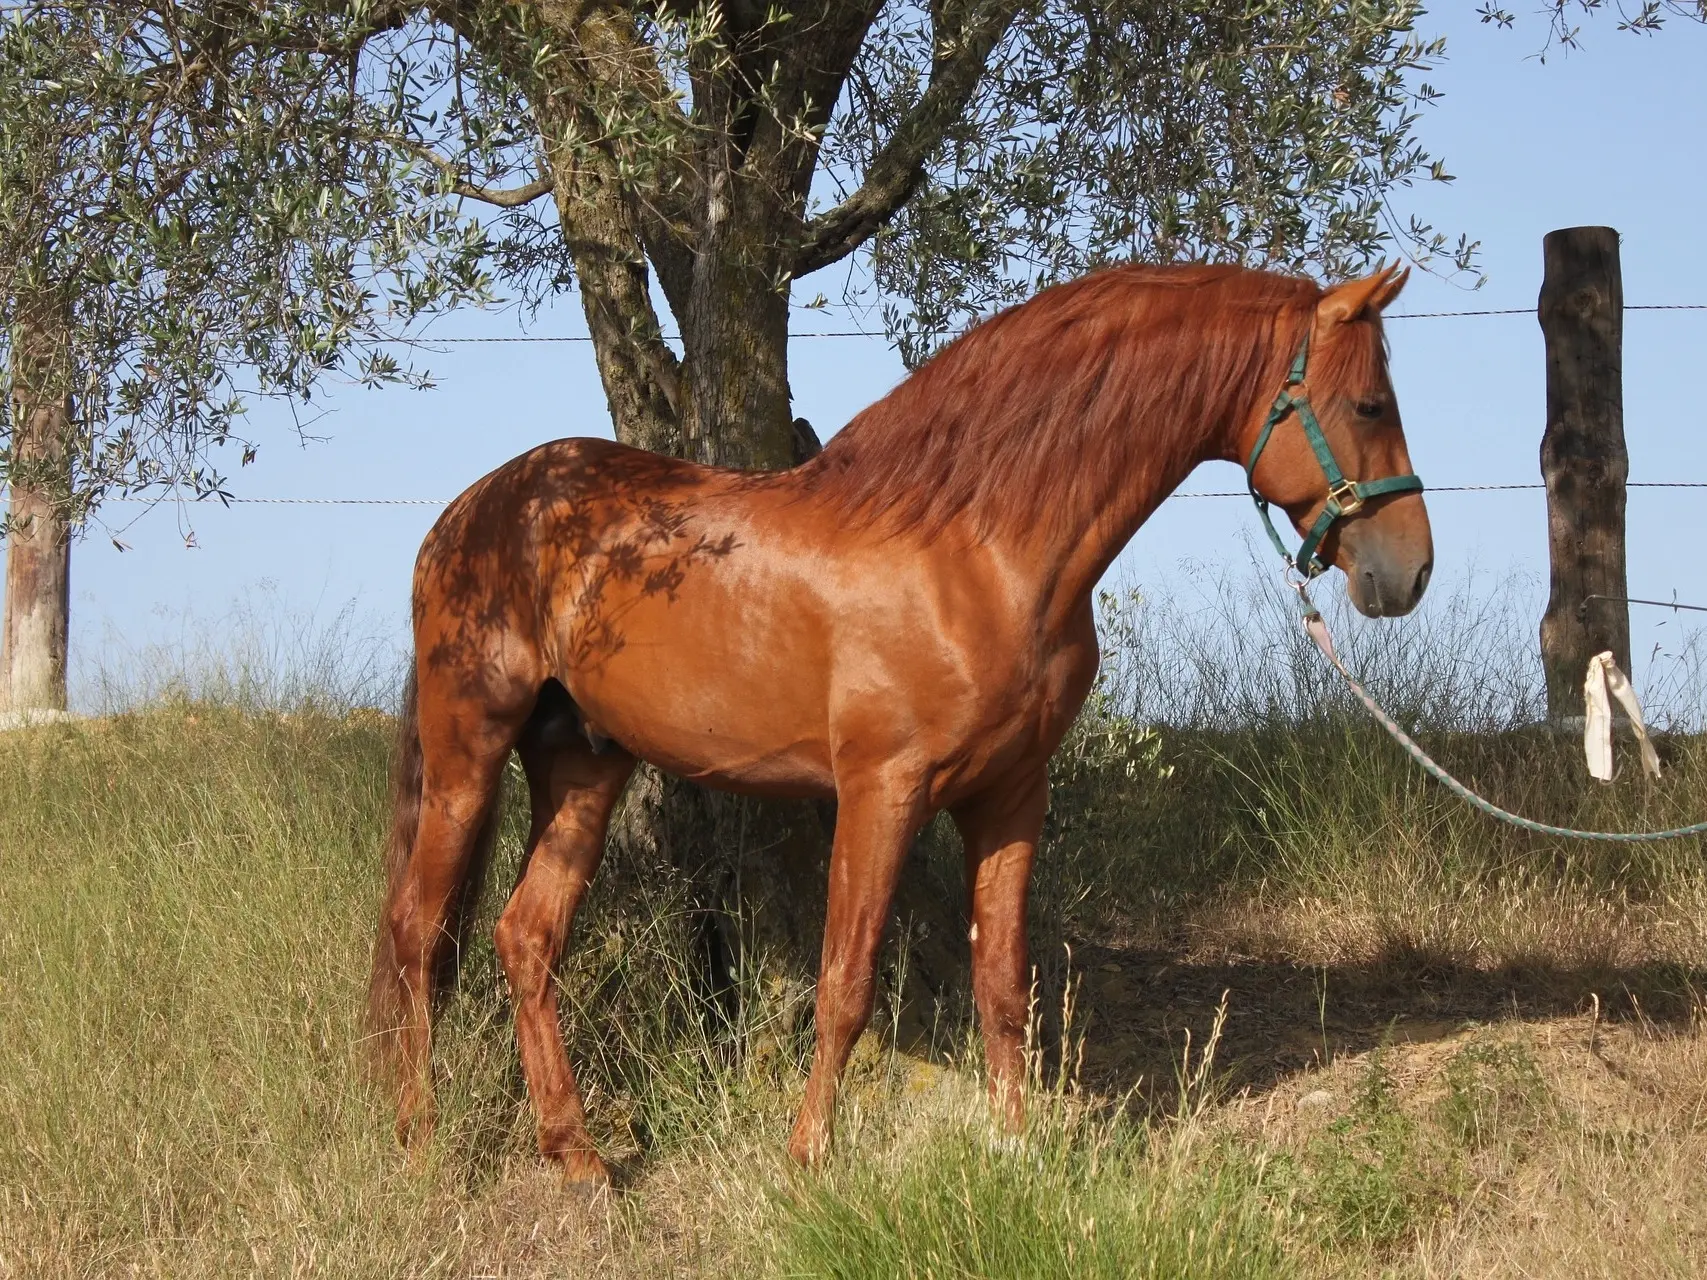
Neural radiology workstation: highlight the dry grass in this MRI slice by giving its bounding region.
[5,572,1707,1276]
[1208,1013,1707,1278]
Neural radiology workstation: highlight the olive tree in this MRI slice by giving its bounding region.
[7,0,1472,466]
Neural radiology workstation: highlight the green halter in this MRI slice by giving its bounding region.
[1244,334,1424,579]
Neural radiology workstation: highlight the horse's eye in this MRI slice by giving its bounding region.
[1355,399,1385,420]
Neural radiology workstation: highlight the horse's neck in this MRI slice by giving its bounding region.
[1012,382,1241,629]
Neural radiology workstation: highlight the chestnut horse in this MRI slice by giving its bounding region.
[366,262,1432,1181]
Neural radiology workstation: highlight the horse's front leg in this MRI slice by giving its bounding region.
[951,769,1048,1133]
[787,770,928,1166]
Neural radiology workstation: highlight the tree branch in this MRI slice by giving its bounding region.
[453,173,555,208]
[548,3,702,312]
[741,0,888,204]
[530,93,685,451]
[378,133,555,209]
[792,0,1021,278]
[429,0,701,310]
[136,3,413,104]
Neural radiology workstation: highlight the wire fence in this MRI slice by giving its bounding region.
[1387,304,1707,319]
[396,301,1707,345]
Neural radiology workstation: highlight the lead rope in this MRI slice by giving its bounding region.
[1292,580,1707,843]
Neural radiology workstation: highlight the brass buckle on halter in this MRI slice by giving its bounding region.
[1327,479,1364,516]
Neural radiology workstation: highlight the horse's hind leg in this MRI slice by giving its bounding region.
[496,722,635,1183]
[389,700,517,1151]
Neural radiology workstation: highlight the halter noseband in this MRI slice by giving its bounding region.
[1244,333,1424,579]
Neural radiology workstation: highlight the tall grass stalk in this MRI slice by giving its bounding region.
[758,1099,1288,1280]
[0,709,767,1275]
[74,586,402,715]
[755,965,1283,1280]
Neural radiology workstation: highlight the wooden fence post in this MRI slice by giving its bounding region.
[1538,226,1629,723]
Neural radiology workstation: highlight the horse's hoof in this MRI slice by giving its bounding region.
[395,1100,437,1155]
[551,1148,612,1190]
[786,1123,831,1170]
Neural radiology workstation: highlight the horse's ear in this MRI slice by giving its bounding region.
[1370,264,1410,312]
[1318,262,1409,325]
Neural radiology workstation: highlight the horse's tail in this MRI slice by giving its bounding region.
[363,664,503,1065]
[364,666,427,1062]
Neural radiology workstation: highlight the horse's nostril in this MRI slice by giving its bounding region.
[1413,562,1433,601]
[1360,567,1384,613]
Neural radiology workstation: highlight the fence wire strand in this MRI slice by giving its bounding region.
[16,302,1705,509]
[75,480,1707,506]
[388,302,1707,345]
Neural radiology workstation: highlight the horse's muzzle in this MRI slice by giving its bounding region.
[1346,549,1432,617]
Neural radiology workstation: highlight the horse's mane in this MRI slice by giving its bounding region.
[800,264,1353,538]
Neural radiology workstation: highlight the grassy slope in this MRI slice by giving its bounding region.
[2,692,1706,1277]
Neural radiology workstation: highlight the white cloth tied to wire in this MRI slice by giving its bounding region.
[1583,651,1661,782]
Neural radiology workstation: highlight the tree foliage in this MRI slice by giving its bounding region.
[842,0,1468,363]
[0,2,494,523]
[1476,0,1704,56]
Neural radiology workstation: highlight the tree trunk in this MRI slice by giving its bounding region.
[679,170,795,469]
[546,132,684,459]
[1,301,73,715]
[1538,227,1629,723]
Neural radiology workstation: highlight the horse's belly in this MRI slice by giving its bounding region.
[565,658,835,799]
[597,719,835,798]
[639,738,835,798]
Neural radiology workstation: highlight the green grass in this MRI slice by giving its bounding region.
[762,1101,1289,1280]
[1290,1048,1453,1252]
[0,708,434,1274]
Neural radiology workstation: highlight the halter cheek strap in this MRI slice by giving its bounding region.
[1244,333,1424,579]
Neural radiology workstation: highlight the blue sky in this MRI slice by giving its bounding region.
[30,6,1707,708]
